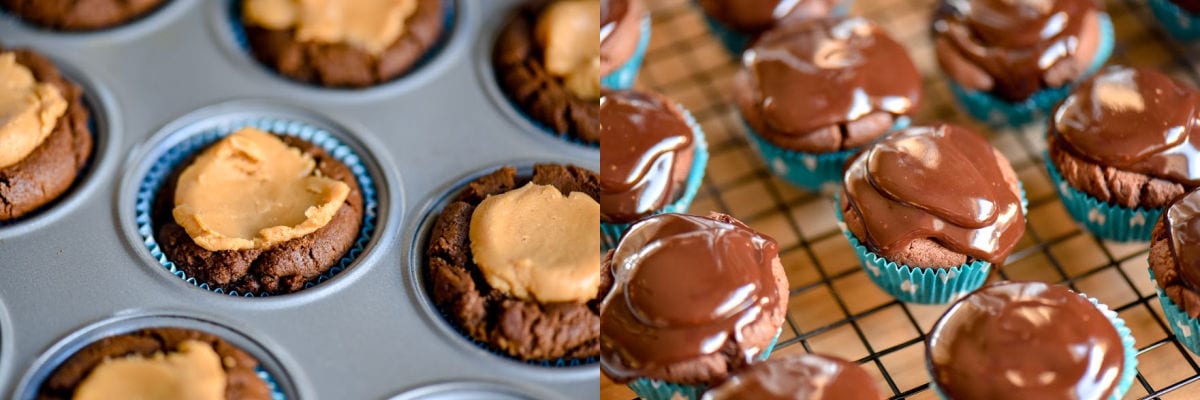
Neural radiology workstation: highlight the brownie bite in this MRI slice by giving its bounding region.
[38,328,271,400]
[600,89,695,224]
[240,0,446,88]
[0,48,92,222]
[840,124,1025,268]
[494,0,601,144]
[1151,188,1200,316]
[600,0,645,78]
[601,213,789,386]
[426,164,601,361]
[2,0,166,31]
[153,127,364,295]
[702,354,881,400]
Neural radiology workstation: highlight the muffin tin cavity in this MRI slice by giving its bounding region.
[406,163,600,373]
[0,0,189,39]
[119,101,394,298]
[213,0,461,95]
[13,312,299,400]
[0,58,120,239]
[390,381,555,400]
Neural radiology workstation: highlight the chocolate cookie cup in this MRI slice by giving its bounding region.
[136,118,379,297]
[0,48,93,223]
[1,0,167,31]
[424,164,601,364]
[1046,66,1200,242]
[233,0,451,88]
[600,89,707,249]
[926,281,1137,400]
[600,0,650,90]
[1150,0,1200,41]
[838,124,1027,304]
[494,0,602,146]
[1149,187,1200,355]
[701,354,881,400]
[601,213,788,400]
[696,0,848,53]
[933,0,1114,128]
[735,16,921,193]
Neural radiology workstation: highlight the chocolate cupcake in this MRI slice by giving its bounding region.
[494,0,601,145]
[2,0,166,31]
[1046,66,1200,242]
[1149,187,1200,355]
[426,164,601,362]
[151,127,364,296]
[600,0,650,90]
[735,16,921,192]
[600,89,707,248]
[838,124,1026,304]
[1150,0,1200,41]
[701,354,881,400]
[696,0,844,52]
[37,328,274,400]
[0,49,92,222]
[926,281,1137,400]
[601,213,788,400]
[239,0,447,88]
[932,0,1114,128]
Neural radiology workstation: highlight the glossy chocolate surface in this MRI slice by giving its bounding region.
[601,0,629,44]
[600,213,781,381]
[741,17,921,136]
[599,90,694,223]
[703,354,881,400]
[697,0,837,34]
[842,125,1024,265]
[1167,189,1200,290]
[933,0,1099,101]
[928,281,1125,400]
[1052,66,1200,185]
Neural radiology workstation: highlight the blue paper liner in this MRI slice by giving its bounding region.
[627,330,781,400]
[1045,156,1161,242]
[134,118,379,297]
[833,187,1027,305]
[601,108,708,250]
[743,117,910,193]
[257,366,288,400]
[1150,0,1200,41]
[928,292,1138,400]
[1154,279,1200,358]
[601,16,651,90]
[699,0,853,54]
[947,13,1114,129]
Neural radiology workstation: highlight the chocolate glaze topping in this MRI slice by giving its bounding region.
[1167,189,1200,291]
[843,125,1024,265]
[740,17,921,138]
[1174,0,1200,14]
[1052,66,1200,185]
[933,0,1100,101]
[928,281,1125,400]
[600,90,695,223]
[702,354,881,400]
[600,213,781,381]
[601,0,628,44]
[697,0,837,34]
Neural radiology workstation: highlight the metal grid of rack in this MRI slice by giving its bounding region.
[600,0,1200,398]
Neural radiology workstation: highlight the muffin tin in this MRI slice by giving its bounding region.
[0,0,598,399]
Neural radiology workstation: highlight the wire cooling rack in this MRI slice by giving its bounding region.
[600,0,1200,398]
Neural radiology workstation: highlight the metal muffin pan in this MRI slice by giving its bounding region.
[0,0,599,399]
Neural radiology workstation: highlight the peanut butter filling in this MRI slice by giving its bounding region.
[469,183,600,303]
[536,0,601,100]
[243,0,418,55]
[73,340,227,400]
[0,52,67,169]
[173,127,350,251]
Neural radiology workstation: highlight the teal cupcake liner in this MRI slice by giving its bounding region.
[601,106,709,250]
[601,16,651,90]
[135,118,379,297]
[1045,156,1161,242]
[1151,270,1200,356]
[698,0,853,54]
[833,187,1027,305]
[743,117,909,193]
[627,330,781,400]
[1150,0,1200,41]
[257,366,288,400]
[947,13,1114,129]
[927,292,1138,400]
